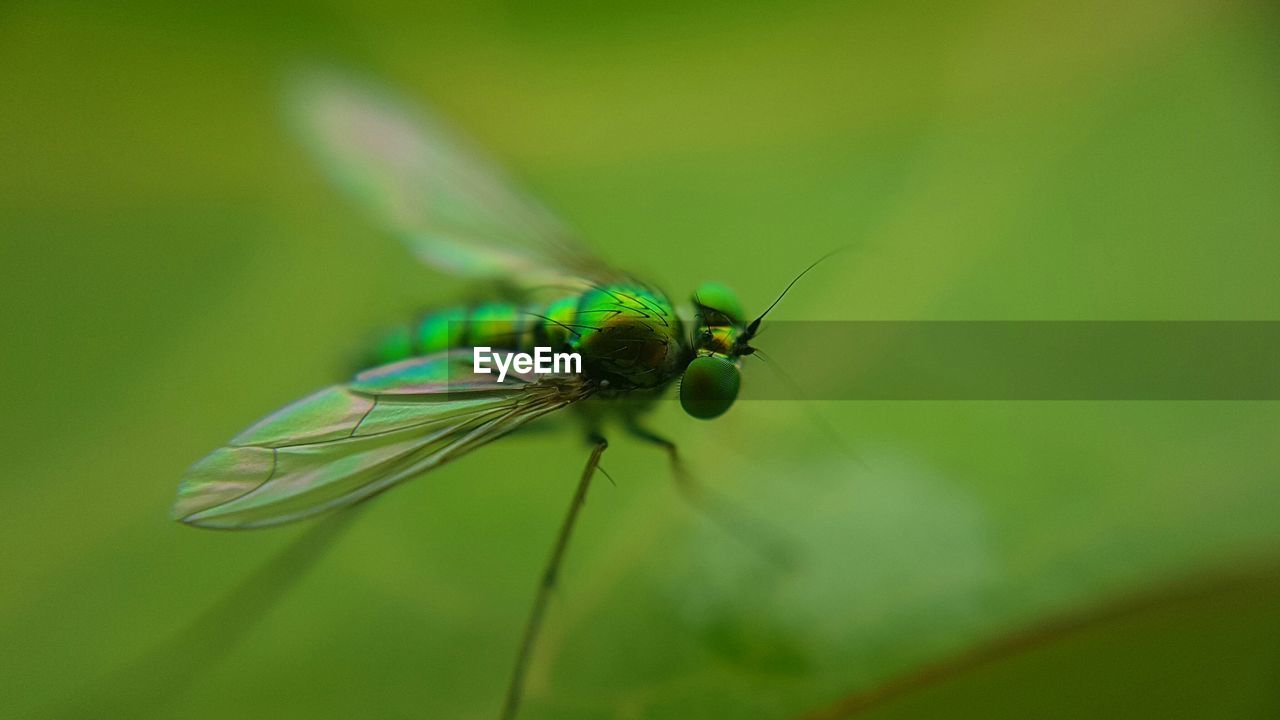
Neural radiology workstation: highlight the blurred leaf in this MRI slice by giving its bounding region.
[1,0,1278,718]
[803,567,1280,720]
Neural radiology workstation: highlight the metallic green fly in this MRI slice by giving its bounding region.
[173,71,828,720]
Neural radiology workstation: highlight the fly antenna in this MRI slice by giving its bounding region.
[746,246,847,335]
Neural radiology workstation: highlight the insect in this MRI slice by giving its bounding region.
[173,72,829,719]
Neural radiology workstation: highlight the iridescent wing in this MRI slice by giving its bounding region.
[288,70,624,290]
[174,352,591,529]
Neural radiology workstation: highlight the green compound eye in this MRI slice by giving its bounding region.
[680,356,740,419]
[693,282,744,324]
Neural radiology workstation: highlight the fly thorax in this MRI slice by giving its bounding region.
[572,285,683,388]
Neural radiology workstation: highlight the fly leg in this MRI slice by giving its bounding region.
[623,420,794,569]
[501,434,608,720]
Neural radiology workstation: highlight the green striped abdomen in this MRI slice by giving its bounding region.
[369,284,687,389]
[370,298,577,364]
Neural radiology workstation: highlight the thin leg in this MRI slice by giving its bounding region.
[501,435,608,720]
[623,420,795,569]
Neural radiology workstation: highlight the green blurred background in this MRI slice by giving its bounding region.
[2,1,1279,718]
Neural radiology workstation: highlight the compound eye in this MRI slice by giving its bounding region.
[679,356,740,419]
[693,282,744,324]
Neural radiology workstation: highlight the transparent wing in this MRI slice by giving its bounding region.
[174,352,591,529]
[288,70,623,289]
